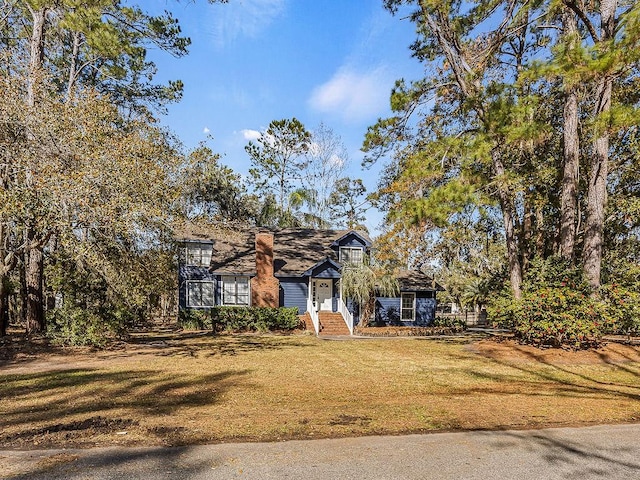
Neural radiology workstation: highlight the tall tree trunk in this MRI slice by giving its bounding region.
[24,7,48,334]
[559,10,580,261]
[583,84,611,290]
[25,230,44,334]
[493,152,522,299]
[27,7,46,108]
[583,0,616,291]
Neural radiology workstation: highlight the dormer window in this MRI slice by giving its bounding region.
[340,247,363,265]
[185,242,212,267]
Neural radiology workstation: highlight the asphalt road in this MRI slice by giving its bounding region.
[2,424,640,479]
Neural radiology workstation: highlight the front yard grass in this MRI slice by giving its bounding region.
[1,332,639,449]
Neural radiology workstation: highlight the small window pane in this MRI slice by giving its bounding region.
[187,283,198,306]
[187,281,215,307]
[341,247,363,264]
[201,249,212,266]
[202,283,215,306]
[222,276,250,305]
[186,243,212,266]
[237,293,249,305]
[186,246,199,266]
[223,278,235,304]
[401,293,415,321]
[237,277,249,294]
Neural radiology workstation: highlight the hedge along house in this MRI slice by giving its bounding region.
[177,227,442,335]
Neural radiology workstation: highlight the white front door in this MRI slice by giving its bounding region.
[314,279,333,311]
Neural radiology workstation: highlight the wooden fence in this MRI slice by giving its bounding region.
[437,310,488,326]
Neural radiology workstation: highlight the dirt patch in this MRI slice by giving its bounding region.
[328,414,372,426]
[34,452,80,470]
[469,338,640,365]
[0,417,139,449]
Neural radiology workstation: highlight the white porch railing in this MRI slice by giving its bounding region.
[338,297,354,335]
[307,297,319,335]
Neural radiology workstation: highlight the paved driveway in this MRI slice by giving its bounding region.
[2,424,640,479]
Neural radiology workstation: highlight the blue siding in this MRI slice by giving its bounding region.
[374,293,436,326]
[375,297,401,325]
[415,295,436,326]
[178,265,217,310]
[279,278,308,314]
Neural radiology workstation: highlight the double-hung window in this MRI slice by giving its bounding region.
[186,281,215,308]
[339,247,363,265]
[186,242,212,267]
[222,276,250,306]
[401,293,416,321]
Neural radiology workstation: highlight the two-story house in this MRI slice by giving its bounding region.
[177,226,442,335]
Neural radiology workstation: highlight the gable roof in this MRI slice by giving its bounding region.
[302,257,342,277]
[396,270,445,292]
[330,231,372,248]
[179,227,371,277]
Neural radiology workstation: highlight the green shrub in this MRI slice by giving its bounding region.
[598,284,640,335]
[47,305,127,347]
[489,286,603,349]
[432,316,467,331]
[179,307,301,332]
[178,309,213,330]
[212,306,301,332]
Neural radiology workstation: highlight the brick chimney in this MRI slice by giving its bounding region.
[251,231,280,308]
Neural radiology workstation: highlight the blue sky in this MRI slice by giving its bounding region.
[142,0,422,233]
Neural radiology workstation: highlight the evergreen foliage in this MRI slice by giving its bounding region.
[370,0,640,347]
[0,0,191,341]
[179,307,301,332]
[489,257,640,348]
[340,258,399,327]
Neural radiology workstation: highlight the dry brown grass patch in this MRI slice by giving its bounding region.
[1,331,639,449]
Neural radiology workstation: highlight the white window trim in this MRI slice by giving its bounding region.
[401,292,416,322]
[339,246,364,264]
[186,280,215,308]
[185,242,212,267]
[221,276,251,306]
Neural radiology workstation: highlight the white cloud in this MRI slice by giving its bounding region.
[203,127,211,134]
[241,129,261,141]
[308,67,391,123]
[210,0,286,47]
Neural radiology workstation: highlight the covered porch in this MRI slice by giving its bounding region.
[303,258,353,336]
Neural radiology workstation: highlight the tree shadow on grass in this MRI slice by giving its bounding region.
[0,332,317,371]
[0,333,71,368]
[119,333,317,359]
[0,367,251,449]
[454,341,640,405]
